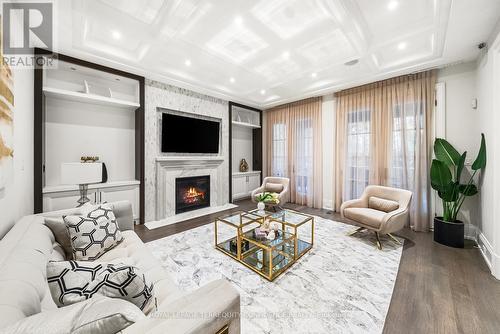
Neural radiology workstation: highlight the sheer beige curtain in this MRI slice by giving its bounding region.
[265,97,322,208]
[335,71,436,231]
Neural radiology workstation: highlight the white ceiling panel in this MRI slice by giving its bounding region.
[100,0,164,24]
[160,0,213,38]
[251,0,334,39]
[54,0,500,108]
[206,22,268,64]
[297,29,360,67]
[373,31,435,69]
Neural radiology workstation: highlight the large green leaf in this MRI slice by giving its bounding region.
[459,184,478,196]
[456,152,466,182]
[472,133,487,170]
[441,182,460,202]
[430,159,452,192]
[434,138,461,166]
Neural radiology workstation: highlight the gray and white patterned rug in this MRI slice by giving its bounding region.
[147,215,403,334]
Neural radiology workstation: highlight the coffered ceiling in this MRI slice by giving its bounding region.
[53,0,500,108]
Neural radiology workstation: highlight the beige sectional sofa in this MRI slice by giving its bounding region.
[0,201,240,334]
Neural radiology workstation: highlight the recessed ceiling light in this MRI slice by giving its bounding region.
[229,77,235,83]
[260,89,266,95]
[397,42,407,50]
[184,59,192,66]
[282,51,290,59]
[311,72,317,78]
[387,1,399,11]
[234,16,243,25]
[111,30,121,40]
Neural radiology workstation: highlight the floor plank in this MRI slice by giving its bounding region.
[135,199,500,334]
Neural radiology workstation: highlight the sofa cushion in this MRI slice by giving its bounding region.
[3,295,144,334]
[47,260,155,313]
[265,182,284,193]
[0,216,63,329]
[343,207,386,228]
[44,217,73,259]
[368,196,399,213]
[63,203,123,260]
[100,231,184,305]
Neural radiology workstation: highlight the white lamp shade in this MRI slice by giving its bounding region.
[61,163,103,185]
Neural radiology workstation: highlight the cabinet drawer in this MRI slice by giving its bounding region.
[232,176,247,200]
[100,185,140,220]
[43,189,98,212]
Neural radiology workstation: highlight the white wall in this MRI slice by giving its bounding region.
[231,125,253,173]
[0,67,34,238]
[436,62,480,230]
[476,30,500,279]
[321,94,335,210]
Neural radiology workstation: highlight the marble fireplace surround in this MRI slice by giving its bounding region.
[145,79,229,222]
[156,157,225,220]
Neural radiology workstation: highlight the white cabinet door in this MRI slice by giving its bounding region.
[247,174,261,196]
[43,189,98,212]
[232,176,247,200]
[99,185,140,221]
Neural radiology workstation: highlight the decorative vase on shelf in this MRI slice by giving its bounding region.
[239,159,249,172]
[257,201,265,211]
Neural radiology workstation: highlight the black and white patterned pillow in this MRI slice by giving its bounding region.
[63,204,123,261]
[47,260,155,313]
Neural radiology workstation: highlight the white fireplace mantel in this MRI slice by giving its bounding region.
[155,156,224,169]
[155,156,226,219]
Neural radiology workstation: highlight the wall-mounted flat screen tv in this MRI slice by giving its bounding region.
[161,113,220,154]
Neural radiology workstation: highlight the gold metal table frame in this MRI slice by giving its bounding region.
[214,209,314,281]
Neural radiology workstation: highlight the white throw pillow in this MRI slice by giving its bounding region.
[2,295,145,334]
[47,260,155,313]
[63,203,123,260]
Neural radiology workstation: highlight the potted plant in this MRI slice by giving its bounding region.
[255,192,279,211]
[430,134,486,248]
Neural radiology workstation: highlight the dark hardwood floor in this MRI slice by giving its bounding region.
[135,199,500,334]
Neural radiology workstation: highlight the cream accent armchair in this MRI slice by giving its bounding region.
[340,185,412,249]
[251,177,290,207]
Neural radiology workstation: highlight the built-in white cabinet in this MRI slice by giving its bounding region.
[43,181,140,221]
[232,171,261,201]
[35,51,144,223]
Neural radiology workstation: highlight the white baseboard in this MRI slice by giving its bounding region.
[477,232,493,269]
[477,231,500,280]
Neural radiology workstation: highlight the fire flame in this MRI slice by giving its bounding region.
[183,187,205,204]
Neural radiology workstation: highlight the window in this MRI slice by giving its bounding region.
[272,123,287,177]
[390,102,424,190]
[294,118,313,196]
[344,110,371,200]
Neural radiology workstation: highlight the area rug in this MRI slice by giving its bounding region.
[146,215,403,334]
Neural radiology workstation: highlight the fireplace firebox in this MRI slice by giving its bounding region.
[175,175,210,214]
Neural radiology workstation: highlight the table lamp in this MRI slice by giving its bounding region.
[61,162,103,207]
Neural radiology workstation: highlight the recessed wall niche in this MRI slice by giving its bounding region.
[34,49,145,222]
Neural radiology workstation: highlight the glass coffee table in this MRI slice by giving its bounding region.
[214,209,314,281]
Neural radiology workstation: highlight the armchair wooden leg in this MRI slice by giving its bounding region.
[375,232,382,250]
[347,227,365,236]
[387,233,402,245]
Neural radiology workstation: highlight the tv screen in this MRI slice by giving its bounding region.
[161,113,220,153]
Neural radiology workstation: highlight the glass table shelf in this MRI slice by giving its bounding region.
[214,209,315,281]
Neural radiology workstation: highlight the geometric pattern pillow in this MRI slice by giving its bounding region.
[63,204,123,261]
[47,260,155,313]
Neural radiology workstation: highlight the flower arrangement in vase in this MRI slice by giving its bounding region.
[255,192,280,211]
